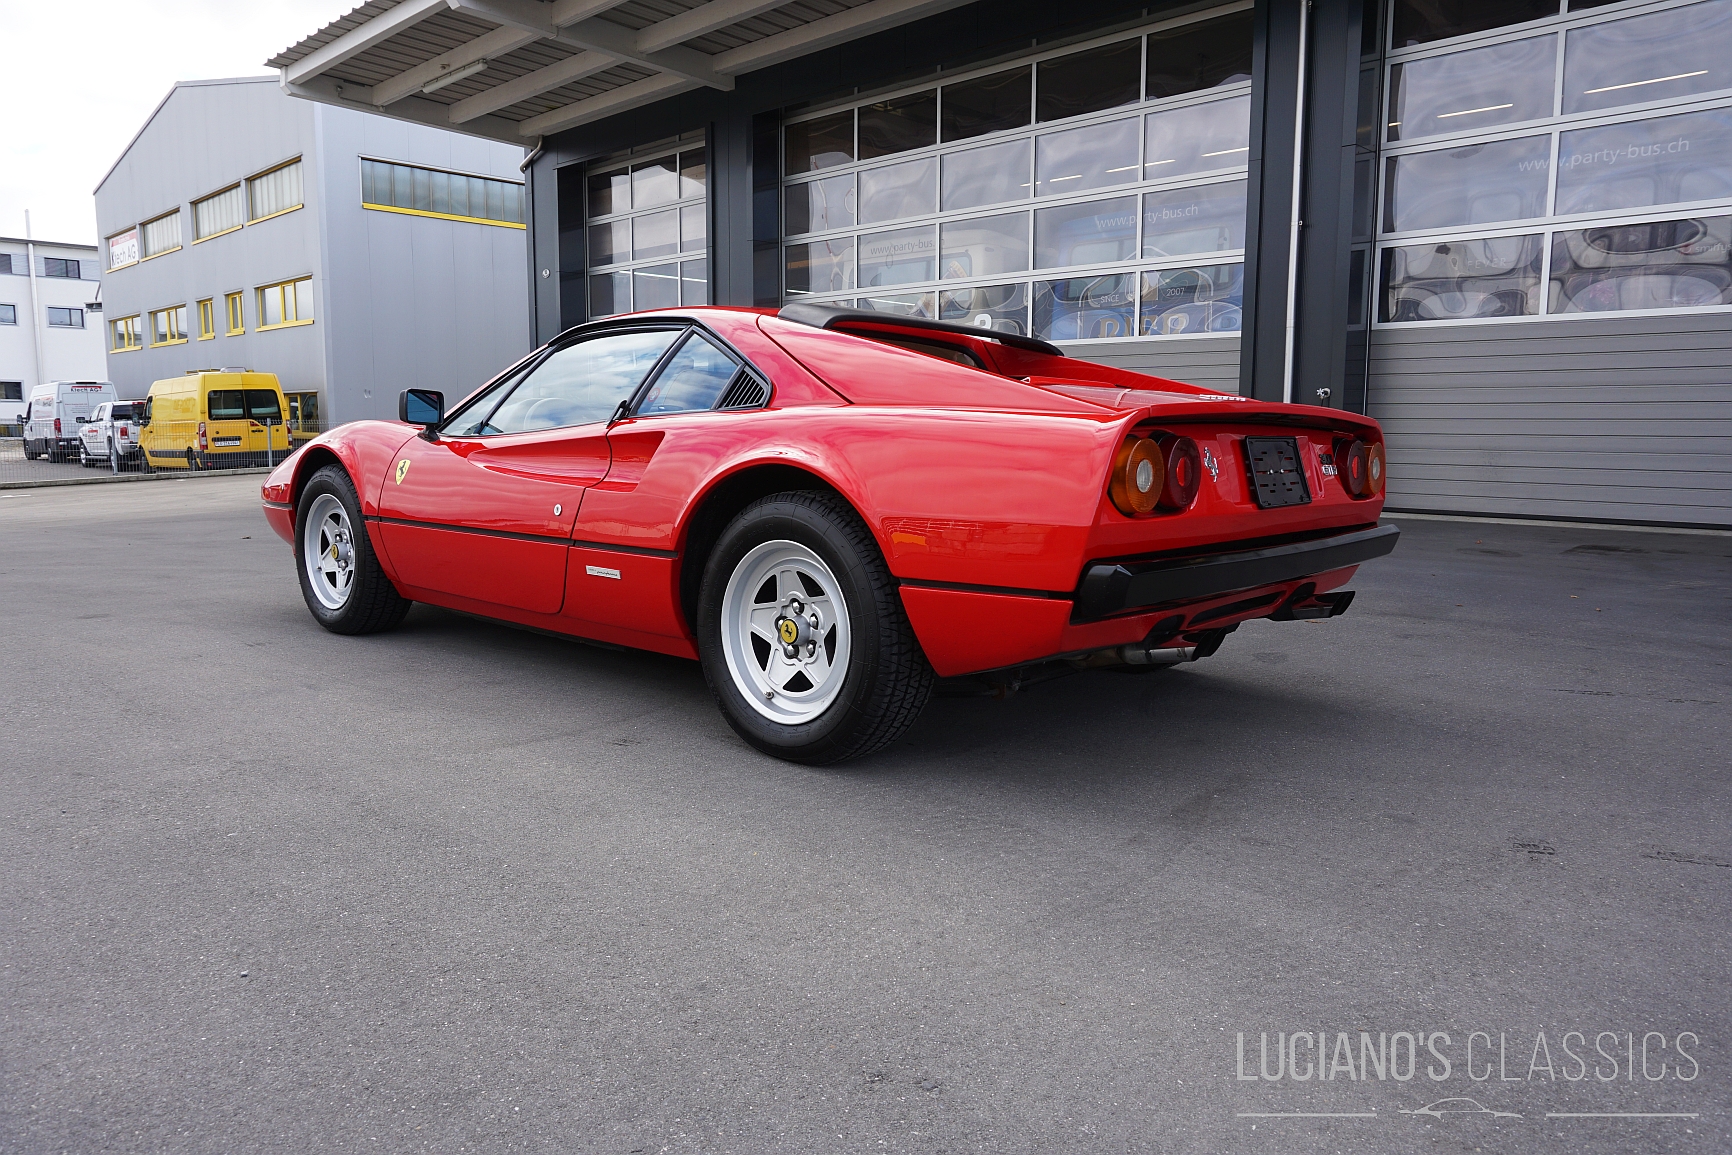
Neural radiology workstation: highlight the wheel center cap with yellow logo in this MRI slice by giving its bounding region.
[777,618,800,645]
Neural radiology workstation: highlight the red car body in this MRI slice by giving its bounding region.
[262,305,1394,679]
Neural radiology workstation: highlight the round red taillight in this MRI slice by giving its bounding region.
[1338,439,1386,498]
[1109,436,1165,516]
[1160,436,1202,510]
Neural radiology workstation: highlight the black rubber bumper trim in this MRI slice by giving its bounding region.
[1073,523,1400,621]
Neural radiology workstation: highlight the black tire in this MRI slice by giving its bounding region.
[294,464,412,635]
[78,444,93,467]
[185,448,199,471]
[697,490,934,765]
[138,449,154,475]
[23,440,39,461]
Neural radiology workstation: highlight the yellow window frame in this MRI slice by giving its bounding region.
[197,298,216,340]
[225,291,244,335]
[148,304,189,347]
[255,276,314,331]
[109,314,142,352]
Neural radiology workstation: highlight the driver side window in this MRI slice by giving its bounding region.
[448,329,681,436]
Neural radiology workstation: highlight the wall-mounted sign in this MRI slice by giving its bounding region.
[107,228,139,269]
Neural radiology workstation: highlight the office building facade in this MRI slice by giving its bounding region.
[271,0,1731,527]
[0,237,105,427]
[95,76,530,427]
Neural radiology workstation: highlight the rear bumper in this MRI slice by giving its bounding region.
[1074,523,1400,621]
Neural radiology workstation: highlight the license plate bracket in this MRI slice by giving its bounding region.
[1244,436,1311,508]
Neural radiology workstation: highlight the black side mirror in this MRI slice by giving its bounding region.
[399,389,444,426]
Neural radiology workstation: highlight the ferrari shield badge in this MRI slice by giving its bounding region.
[778,619,799,644]
[394,459,411,485]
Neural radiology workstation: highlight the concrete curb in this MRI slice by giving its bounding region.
[0,467,275,491]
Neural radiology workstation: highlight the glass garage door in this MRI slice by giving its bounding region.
[585,134,708,319]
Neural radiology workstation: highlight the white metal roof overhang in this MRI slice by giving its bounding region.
[266,0,979,147]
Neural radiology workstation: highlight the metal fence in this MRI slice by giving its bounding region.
[1,419,330,487]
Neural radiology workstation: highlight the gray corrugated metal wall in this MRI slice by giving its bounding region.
[1061,335,1241,391]
[1368,314,1732,528]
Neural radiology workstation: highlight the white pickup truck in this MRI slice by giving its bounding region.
[78,401,146,470]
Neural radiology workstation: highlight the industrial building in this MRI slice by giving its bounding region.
[94,75,531,428]
[267,0,1730,527]
[0,234,106,429]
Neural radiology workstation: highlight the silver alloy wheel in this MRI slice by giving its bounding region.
[720,539,852,724]
[303,493,356,610]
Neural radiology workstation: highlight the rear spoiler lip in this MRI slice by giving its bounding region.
[777,301,1065,356]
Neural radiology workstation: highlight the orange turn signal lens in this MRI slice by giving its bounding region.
[1110,436,1165,516]
[1160,435,1202,510]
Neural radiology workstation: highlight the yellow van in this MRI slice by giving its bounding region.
[138,371,294,471]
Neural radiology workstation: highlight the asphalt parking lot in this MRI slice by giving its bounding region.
[3,475,1728,1154]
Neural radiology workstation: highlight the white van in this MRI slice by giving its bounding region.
[22,380,117,463]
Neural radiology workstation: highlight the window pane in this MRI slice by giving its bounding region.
[634,208,680,260]
[1037,39,1140,123]
[681,203,707,253]
[208,390,245,419]
[1142,180,1247,258]
[589,166,629,216]
[856,291,937,318]
[786,111,854,173]
[1387,35,1556,142]
[589,220,630,265]
[632,158,679,210]
[1035,117,1139,196]
[431,170,452,216]
[1565,0,1732,115]
[1143,95,1251,180]
[488,330,683,433]
[260,288,283,328]
[1382,135,1551,232]
[679,149,707,199]
[1034,196,1138,269]
[940,211,1030,279]
[590,271,630,317]
[681,258,708,305]
[858,157,936,225]
[245,389,281,420]
[1379,234,1544,321]
[941,138,1032,211]
[1549,216,1732,312]
[1392,0,1557,48]
[633,263,681,311]
[941,67,1031,142]
[1140,263,1244,335]
[859,90,936,159]
[858,226,938,288]
[939,282,1028,334]
[1557,107,1732,215]
[786,174,855,235]
[1033,273,1137,339]
[1145,11,1255,100]
[413,168,431,213]
[637,333,739,414]
[293,280,313,322]
[785,239,856,294]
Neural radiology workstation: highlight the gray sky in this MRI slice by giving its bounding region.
[0,0,357,245]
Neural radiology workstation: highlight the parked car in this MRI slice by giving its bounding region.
[22,380,117,463]
[78,401,146,469]
[261,305,1397,764]
[139,371,293,471]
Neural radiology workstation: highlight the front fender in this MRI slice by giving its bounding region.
[261,421,418,546]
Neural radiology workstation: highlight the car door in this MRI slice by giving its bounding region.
[566,328,770,635]
[376,326,686,615]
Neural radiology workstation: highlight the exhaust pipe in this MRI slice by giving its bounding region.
[1120,644,1197,666]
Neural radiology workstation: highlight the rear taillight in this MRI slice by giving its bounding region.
[1338,438,1386,499]
[1109,433,1202,516]
[197,421,208,452]
[1160,435,1202,510]
[54,418,61,435]
[1109,437,1164,516]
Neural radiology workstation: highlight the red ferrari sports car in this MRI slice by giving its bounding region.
[261,304,1396,764]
